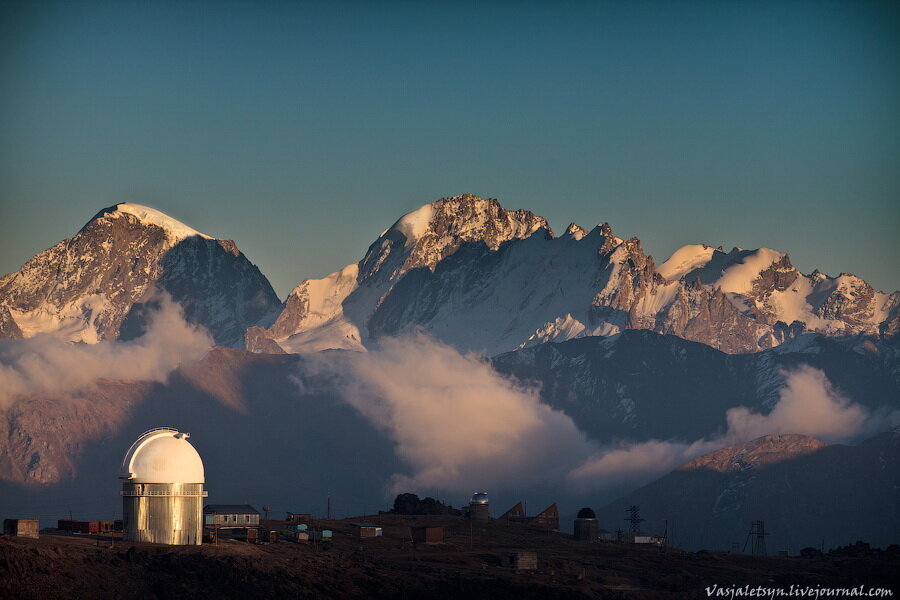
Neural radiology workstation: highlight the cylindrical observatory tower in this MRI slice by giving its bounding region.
[119,427,207,545]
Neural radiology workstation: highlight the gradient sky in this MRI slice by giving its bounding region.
[1,0,898,299]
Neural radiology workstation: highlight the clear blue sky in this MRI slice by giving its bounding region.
[1,0,898,298]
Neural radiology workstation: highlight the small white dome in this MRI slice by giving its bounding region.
[470,492,489,505]
[120,428,204,483]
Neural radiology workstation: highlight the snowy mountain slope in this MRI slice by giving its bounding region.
[250,194,899,355]
[0,203,280,347]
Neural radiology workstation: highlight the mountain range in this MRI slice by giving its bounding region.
[1,194,898,552]
[2,194,897,354]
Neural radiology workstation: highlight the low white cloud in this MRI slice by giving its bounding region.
[724,364,869,442]
[337,334,595,495]
[0,296,212,408]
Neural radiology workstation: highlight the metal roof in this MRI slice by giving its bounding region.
[204,504,259,514]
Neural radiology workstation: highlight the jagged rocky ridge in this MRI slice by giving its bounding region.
[0,203,280,347]
[249,194,900,355]
[601,431,900,552]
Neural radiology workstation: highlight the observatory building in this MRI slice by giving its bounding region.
[118,427,208,545]
[468,491,490,521]
[574,507,599,542]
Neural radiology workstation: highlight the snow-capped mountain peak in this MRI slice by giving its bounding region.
[0,203,279,346]
[360,193,550,281]
[96,203,212,242]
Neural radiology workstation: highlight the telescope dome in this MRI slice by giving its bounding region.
[577,507,596,519]
[119,427,204,484]
[470,492,489,505]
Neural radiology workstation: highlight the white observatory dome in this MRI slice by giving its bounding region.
[119,427,204,484]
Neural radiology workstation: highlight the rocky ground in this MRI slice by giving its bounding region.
[1,514,897,599]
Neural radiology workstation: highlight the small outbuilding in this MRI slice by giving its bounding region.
[623,532,665,546]
[410,525,444,544]
[3,519,39,539]
[501,551,537,570]
[350,522,382,537]
[203,505,260,528]
[285,512,311,524]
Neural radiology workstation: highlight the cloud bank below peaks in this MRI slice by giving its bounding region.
[337,334,596,495]
[329,336,894,495]
[0,295,212,409]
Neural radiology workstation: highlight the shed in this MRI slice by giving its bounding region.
[284,530,309,543]
[410,525,444,544]
[623,532,665,545]
[501,551,537,570]
[3,519,39,539]
[57,520,100,534]
[351,522,382,537]
[285,512,311,524]
[260,529,280,543]
[203,505,260,528]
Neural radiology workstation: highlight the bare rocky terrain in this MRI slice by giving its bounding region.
[1,514,897,600]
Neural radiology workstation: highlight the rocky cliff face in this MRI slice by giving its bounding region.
[250,194,899,356]
[0,204,280,347]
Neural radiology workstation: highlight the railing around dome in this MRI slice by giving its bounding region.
[120,489,208,497]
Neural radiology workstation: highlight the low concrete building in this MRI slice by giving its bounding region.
[203,505,260,528]
[3,519,39,539]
